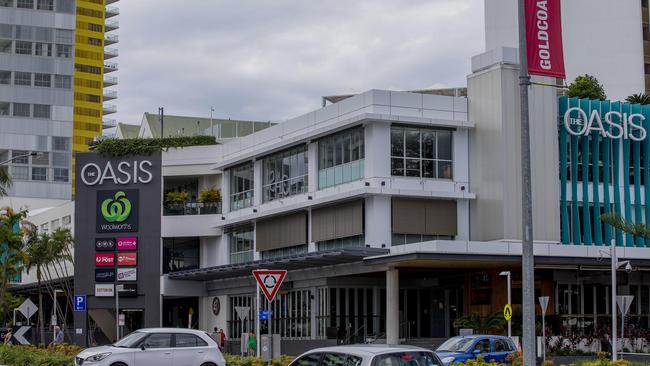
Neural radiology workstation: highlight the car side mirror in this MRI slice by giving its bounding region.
[140,345,146,351]
[472,349,481,354]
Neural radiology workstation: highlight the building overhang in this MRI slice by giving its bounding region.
[167,248,389,281]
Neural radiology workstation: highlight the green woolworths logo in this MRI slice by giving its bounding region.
[101,191,132,222]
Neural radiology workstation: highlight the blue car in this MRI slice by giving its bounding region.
[435,335,517,365]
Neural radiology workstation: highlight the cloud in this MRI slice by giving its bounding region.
[113,0,484,125]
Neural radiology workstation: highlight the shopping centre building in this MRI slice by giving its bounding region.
[67,46,650,353]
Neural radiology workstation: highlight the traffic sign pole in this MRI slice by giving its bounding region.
[256,285,260,357]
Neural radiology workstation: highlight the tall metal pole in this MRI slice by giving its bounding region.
[115,286,120,342]
[159,107,164,138]
[507,273,512,338]
[611,239,618,360]
[516,1,535,365]
[256,286,260,357]
[210,107,215,137]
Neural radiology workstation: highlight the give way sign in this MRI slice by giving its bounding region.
[253,269,287,302]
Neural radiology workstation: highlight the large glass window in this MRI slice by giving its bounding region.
[229,227,253,264]
[14,40,32,55]
[0,39,11,53]
[0,71,9,84]
[391,127,453,179]
[13,103,30,117]
[162,237,200,274]
[317,235,365,252]
[33,104,50,118]
[16,0,32,8]
[34,73,50,87]
[31,167,47,181]
[318,127,365,189]
[0,102,8,116]
[54,74,70,89]
[14,72,31,86]
[260,244,308,260]
[229,163,253,211]
[263,145,308,202]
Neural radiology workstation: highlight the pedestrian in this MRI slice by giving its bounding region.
[3,328,13,346]
[247,332,256,356]
[50,326,64,345]
[219,328,226,350]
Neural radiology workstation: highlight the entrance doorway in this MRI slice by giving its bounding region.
[163,297,199,329]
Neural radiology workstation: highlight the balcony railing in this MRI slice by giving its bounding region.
[104,62,118,73]
[106,0,118,4]
[102,118,116,129]
[105,6,119,18]
[103,90,117,100]
[104,76,118,86]
[105,20,119,31]
[105,34,119,45]
[103,104,117,114]
[163,201,222,216]
[104,47,118,59]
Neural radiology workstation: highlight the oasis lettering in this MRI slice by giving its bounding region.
[563,107,647,141]
[81,161,153,186]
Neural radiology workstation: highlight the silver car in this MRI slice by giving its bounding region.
[75,328,225,366]
[290,345,443,366]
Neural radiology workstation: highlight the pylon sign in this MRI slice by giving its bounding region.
[253,269,287,302]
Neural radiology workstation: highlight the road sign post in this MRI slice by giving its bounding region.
[253,269,287,361]
[503,304,512,322]
[617,295,634,359]
[539,296,550,363]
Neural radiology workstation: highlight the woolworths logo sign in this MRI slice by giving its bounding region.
[101,191,132,222]
[96,190,139,233]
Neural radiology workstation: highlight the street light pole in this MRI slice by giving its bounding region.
[0,152,37,166]
[611,239,618,361]
[516,1,536,365]
[500,271,512,338]
[210,106,215,137]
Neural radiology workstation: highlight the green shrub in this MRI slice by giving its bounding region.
[89,135,217,157]
[224,354,293,366]
[0,344,75,366]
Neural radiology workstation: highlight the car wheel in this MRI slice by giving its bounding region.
[201,363,217,366]
[111,363,128,366]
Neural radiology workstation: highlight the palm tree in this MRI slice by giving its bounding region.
[0,166,11,197]
[24,223,51,344]
[0,207,27,325]
[600,213,650,239]
[625,93,650,105]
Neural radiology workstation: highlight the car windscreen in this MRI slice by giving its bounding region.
[113,331,148,348]
[436,337,475,353]
[373,352,442,366]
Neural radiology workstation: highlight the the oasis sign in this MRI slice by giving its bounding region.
[563,108,647,141]
[81,160,153,186]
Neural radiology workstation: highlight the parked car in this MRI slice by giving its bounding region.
[290,345,444,366]
[435,335,517,365]
[75,328,225,366]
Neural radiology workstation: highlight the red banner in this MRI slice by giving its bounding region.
[525,0,565,78]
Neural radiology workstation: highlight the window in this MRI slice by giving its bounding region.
[34,73,51,87]
[11,166,28,180]
[318,127,365,189]
[474,339,490,353]
[229,163,254,211]
[317,235,365,251]
[0,71,8,84]
[174,334,208,347]
[55,44,71,58]
[374,353,442,366]
[0,39,11,53]
[263,145,308,202]
[34,43,52,56]
[15,40,32,55]
[87,23,102,32]
[31,167,47,181]
[0,0,13,7]
[142,333,172,348]
[31,151,48,165]
[33,27,52,41]
[55,29,72,43]
[0,24,11,38]
[54,0,73,13]
[52,136,69,151]
[36,0,52,10]
[391,127,453,179]
[0,102,8,116]
[16,0,32,8]
[40,223,48,233]
[293,353,322,366]
[322,353,346,366]
[346,356,362,366]
[33,104,50,118]
[54,168,69,181]
[391,233,453,246]
[494,339,512,352]
[162,238,199,274]
[54,75,71,89]
[62,215,70,227]
[87,37,102,46]
[11,150,29,164]
[51,219,59,230]
[260,245,308,260]
[14,72,31,86]
[229,227,253,264]
[13,103,30,117]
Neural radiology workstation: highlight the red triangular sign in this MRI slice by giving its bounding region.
[253,269,287,302]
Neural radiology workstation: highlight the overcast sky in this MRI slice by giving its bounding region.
[114,0,485,125]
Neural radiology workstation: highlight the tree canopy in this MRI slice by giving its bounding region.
[567,74,607,101]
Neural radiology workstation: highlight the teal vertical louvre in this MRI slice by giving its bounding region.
[644,104,650,247]
[602,100,612,244]
[631,103,644,247]
[570,97,582,245]
[580,98,592,245]
[622,102,634,246]
[559,96,570,244]
[612,102,623,246]
[591,100,603,245]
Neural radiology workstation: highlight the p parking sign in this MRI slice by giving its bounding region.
[74,295,86,312]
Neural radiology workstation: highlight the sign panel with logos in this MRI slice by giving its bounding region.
[117,267,137,282]
[95,284,115,297]
[95,253,115,267]
[95,268,116,282]
[95,238,115,251]
[117,252,137,266]
[524,0,565,78]
[117,237,137,251]
[117,284,137,297]
[96,190,139,233]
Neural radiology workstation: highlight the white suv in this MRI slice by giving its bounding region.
[290,345,443,366]
[75,328,225,366]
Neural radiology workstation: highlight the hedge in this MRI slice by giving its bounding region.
[89,135,217,158]
[0,344,79,366]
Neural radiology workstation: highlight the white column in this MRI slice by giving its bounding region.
[386,268,399,345]
[222,170,230,213]
[308,141,318,192]
[253,160,262,206]
[365,196,391,248]
[364,123,391,179]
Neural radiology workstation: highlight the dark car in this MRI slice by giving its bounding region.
[435,335,517,365]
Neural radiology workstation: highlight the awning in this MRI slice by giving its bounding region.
[168,248,388,281]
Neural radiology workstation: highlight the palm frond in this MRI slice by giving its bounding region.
[600,213,650,239]
[0,166,11,197]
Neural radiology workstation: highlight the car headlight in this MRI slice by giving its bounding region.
[84,352,112,362]
[441,357,455,365]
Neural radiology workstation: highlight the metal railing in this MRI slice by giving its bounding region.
[105,20,119,30]
[105,5,119,17]
[103,90,117,99]
[163,201,222,216]
[104,76,118,85]
[105,34,119,44]
[103,104,117,114]
[104,47,118,58]
[102,118,116,128]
